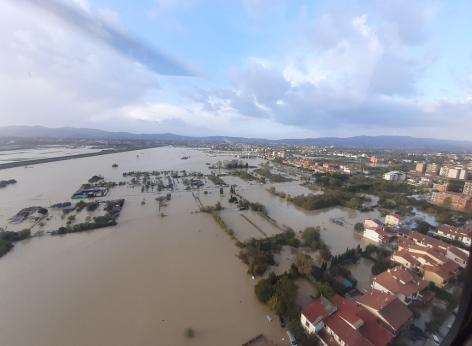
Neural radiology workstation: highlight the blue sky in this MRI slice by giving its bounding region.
[1,0,471,139]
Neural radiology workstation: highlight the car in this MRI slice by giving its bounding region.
[409,325,428,339]
[286,331,298,346]
[432,334,441,345]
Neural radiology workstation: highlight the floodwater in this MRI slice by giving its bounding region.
[0,147,285,346]
[0,146,379,346]
[345,257,375,293]
[234,181,381,255]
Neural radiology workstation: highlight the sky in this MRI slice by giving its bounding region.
[0,0,472,140]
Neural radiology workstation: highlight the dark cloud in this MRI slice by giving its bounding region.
[15,0,195,76]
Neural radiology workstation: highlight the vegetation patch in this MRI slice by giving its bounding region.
[0,179,17,188]
[238,230,299,276]
[254,167,292,183]
[0,229,31,258]
[52,199,125,235]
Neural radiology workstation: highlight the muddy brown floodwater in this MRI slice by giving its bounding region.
[0,147,285,346]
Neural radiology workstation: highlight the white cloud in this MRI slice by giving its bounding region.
[0,1,158,128]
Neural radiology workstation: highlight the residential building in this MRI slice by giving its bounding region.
[405,231,448,252]
[301,295,394,346]
[364,219,384,229]
[391,249,420,270]
[464,181,472,196]
[415,162,426,174]
[433,183,448,192]
[301,296,336,334]
[447,167,462,179]
[439,166,449,177]
[392,235,462,287]
[384,214,401,227]
[383,171,406,182]
[363,226,390,244]
[446,246,469,268]
[437,225,472,246]
[426,163,440,175]
[371,267,430,305]
[356,290,413,334]
[431,191,472,212]
[422,261,460,288]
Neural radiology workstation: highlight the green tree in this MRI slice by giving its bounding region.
[354,222,364,232]
[293,253,314,276]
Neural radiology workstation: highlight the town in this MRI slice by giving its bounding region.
[204,143,471,346]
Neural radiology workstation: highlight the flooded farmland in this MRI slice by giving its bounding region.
[0,146,377,346]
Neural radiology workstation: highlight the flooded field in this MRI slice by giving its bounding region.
[0,145,106,164]
[0,147,287,346]
[0,146,379,346]
[236,182,380,255]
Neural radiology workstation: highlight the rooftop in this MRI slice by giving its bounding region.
[373,267,429,297]
[357,289,413,332]
[302,296,337,325]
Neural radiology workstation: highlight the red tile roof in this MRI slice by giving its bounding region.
[447,246,469,262]
[302,296,336,324]
[329,295,394,346]
[357,309,394,346]
[373,267,429,297]
[325,314,373,346]
[357,290,412,333]
[439,225,472,238]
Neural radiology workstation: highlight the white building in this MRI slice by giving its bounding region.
[437,225,472,247]
[383,171,406,182]
[363,226,389,244]
[385,214,401,227]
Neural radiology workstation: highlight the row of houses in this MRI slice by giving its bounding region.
[392,231,468,287]
[362,214,468,288]
[300,290,412,346]
[299,249,462,346]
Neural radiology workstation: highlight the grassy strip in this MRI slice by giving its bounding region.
[254,167,292,183]
[210,211,236,240]
[230,171,258,181]
[207,174,227,186]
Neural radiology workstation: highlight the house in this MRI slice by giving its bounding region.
[371,267,430,305]
[393,239,461,287]
[363,226,390,244]
[422,261,459,288]
[446,246,469,268]
[301,295,394,346]
[437,225,472,246]
[384,215,401,227]
[364,219,384,229]
[391,249,420,270]
[301,296,337,334]
[356,290,413,334]
[404,231,448,252]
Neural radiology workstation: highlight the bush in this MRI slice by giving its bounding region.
[354,222,364,232]
[184,328,195,338]
[255,273,297,316]
[371,259,390,275]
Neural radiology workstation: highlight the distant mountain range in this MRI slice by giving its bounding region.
[0,125,471,152]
